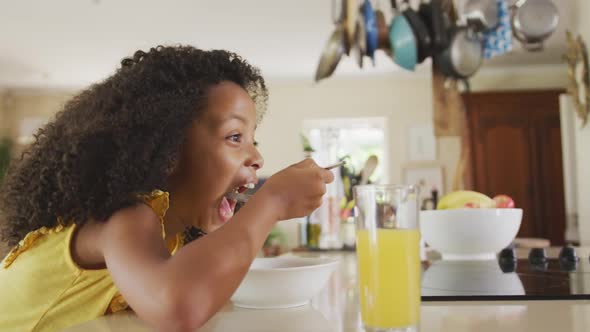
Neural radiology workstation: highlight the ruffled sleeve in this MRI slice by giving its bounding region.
[138,190,170,239]
[2,224,66,269]
[3,190,170,269]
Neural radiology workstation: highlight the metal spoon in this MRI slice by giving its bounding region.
[226,161,346,203]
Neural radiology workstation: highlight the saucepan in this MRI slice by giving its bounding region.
[388,0,418,70]
[402,0,432,64]
[462,0,499,32]
[363,0,378,65]
[419,0,448,53]
[435,25,484,79]
[376,7,391,52]
[352,7,367,68]
[511,0,559,51]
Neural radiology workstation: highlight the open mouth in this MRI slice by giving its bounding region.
[218,183,256,223]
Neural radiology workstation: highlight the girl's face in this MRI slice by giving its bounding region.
[169,81,263,232]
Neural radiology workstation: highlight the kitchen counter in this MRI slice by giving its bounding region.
[66,251,590,332]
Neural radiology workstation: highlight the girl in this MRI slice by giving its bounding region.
[0,45,334,332]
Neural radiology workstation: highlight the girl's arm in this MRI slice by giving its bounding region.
[100,160,333,331]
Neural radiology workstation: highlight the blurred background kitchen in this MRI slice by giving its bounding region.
[0,0,588,255]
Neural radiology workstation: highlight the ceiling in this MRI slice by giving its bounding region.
[0,0,575,89]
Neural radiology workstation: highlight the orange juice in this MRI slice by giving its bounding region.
[356,228,421,329]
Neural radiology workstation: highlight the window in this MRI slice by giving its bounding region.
[303,117,388,184]
[302,117,388,249]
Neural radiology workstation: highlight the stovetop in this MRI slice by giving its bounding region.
[421,248,590,301]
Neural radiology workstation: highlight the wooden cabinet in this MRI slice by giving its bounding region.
[464,90,566,245]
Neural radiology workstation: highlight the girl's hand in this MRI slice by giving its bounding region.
[256,159,335,221]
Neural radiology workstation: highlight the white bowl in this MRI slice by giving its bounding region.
[231,256,340,309]
[420,209,522,260]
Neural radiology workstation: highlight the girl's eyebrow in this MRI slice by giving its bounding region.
[225,113,247,124]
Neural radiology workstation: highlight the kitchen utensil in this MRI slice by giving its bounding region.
[435,25,484,79]
[231,256,339,309]
[346,0,359,48]
[419,0,448,52]
[510,0,559,51]
[420,208,522,260]
[339,156,356,201]
[359,155,378,185]
[352,9,367,68]
[227,161,347,203]
[315,24,348,82]
[363,0,378,65]
[322,160,347,171]
[402,0,432,63]
[389,1,418,70]
[375,8,391,51]
[462,0,499,32]
[332,0,346,23]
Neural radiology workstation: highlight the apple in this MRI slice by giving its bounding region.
[493,195,515,208]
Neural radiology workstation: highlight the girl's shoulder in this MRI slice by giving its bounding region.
[1,190,171,269]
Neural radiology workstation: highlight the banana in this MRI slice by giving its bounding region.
[437,190,495,210]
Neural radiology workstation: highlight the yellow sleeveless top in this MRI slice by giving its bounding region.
[0,190,182,332]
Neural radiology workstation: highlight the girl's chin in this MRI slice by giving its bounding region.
[200,196,236,232]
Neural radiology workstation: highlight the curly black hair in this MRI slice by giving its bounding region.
[0,45,268,247]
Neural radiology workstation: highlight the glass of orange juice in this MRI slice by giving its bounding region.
[354,185,421,332]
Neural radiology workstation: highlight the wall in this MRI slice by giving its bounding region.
[0,89,72,142]
[573,0,590,245]
[0,89,72,255]
[0,94,5,137]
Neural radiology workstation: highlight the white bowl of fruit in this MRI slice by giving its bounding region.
[420,191,522,260]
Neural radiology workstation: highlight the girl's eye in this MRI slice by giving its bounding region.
[227,134,242,143]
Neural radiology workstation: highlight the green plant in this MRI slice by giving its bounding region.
[300,133,315,153]
[0,137,13,184]
[263,226,287,248]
